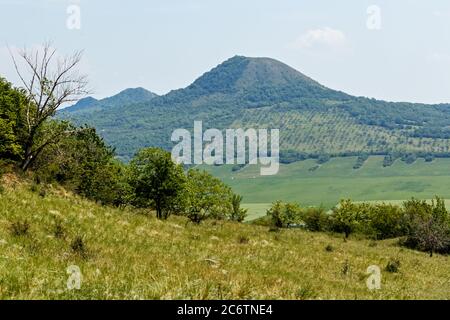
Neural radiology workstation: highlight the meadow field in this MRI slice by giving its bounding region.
[0,178,449,299]
[203,156,450,219]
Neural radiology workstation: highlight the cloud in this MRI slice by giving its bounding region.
[289,27,348,51]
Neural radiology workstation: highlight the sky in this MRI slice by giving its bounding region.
[1,0,450,104]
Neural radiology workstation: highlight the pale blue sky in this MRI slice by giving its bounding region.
[1,0,450,104]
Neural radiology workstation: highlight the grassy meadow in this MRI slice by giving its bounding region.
[203,156,450,219]
[0,176,449,299]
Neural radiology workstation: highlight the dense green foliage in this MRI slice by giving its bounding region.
[0,77,26,161]
[264,198,450,256]
[230,194,248,222]
[59,56,450,162]
[266,201,303,228]
[129,148,186,219]
[402,198,450,256]
[33,124,129,206]
[184,169,234,223]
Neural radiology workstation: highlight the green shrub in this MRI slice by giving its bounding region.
[230,194,247,222]
[53,220,66,239]
[367,203,405,239]
[129,148,186,219]
[330,200,370,238]
[301,207,330,232]
[385,258,401,273]
[10,220,30,237]
[184,169,233,224]
[70,235,88,258]
[266,201,302,228]
[402,197,450,256]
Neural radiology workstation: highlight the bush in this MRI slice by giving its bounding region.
[366,203,404,239]
[53,220,66,239]
[330,200,369,238]
[301,207,330,232]
[70,235,88,258]
[230,194,247,222]
[184,169,233,224]
[129,148,186,219]
[385,258,401,273]
[266,201,302,228]
[34,125,130,206]
[10,220,30,237]
[402,197,450,256]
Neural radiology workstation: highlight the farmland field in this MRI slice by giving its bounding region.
[202,156,450,219]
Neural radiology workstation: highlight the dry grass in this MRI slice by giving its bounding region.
[0,182,449,299]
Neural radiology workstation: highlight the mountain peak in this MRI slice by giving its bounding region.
[186,55,347,102]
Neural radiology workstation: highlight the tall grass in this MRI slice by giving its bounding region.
[0,181,449,299]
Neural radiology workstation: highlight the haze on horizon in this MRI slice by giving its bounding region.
[1,0,450,104]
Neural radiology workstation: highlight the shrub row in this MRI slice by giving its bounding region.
[266,197,450,256]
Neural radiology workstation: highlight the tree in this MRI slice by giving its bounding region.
[230,194,248,222]
[0,77,27,160]
[266,201,302,228]
[301,207,329,232]
[129,148,185,219]
[367,203,404,239]
[410,217,450,257]
[331,199,368,238]
[9,43,89,170]
[184,169,233,224]
[266,200,284,228]
[403,197,450,256]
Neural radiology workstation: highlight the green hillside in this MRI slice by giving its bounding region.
[201,156,450,218]
[1,179,449,299]
[59,56,450,161]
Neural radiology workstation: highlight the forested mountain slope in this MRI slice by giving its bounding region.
[59,56,450,162]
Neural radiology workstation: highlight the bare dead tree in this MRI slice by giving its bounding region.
[9,42,89,171]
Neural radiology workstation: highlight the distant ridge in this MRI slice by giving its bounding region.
[63,87,158,113]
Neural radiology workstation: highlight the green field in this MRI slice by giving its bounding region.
[202,156,450,219]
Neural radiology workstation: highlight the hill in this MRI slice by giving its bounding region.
[60,56,450,161]
[62,87,158,114]
[0,178,449,299]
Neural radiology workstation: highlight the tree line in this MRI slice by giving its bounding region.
[264,198,450,257]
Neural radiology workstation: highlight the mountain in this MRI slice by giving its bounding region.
[59,56,450,162]
[62,87,158,113]
[65,96,98,112]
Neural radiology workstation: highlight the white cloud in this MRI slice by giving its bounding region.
[289,27,348,51]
